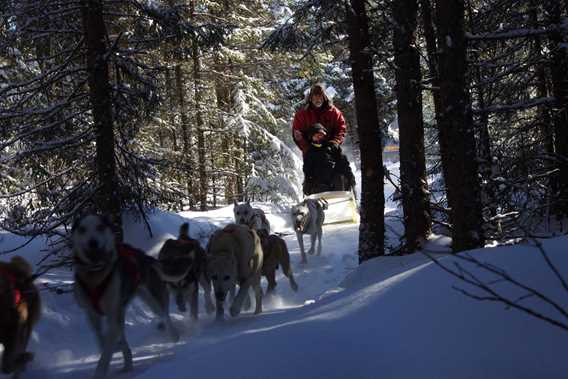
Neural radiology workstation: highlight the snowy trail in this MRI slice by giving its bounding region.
[20,213,362,379]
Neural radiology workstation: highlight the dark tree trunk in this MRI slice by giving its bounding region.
[466,0,495,218]
[393,0,432,253]
[81,0,122,239]
[345,0,385,262]
[546,1,568,218]
[435,0,484,251]
[174,63,195,208]
[192,0,208,211]
[163,62,176,150]
[530,1,556,218]
[419,0,451,198]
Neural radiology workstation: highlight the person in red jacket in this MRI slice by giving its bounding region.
[292,83,355,195]
[292,83,347,156]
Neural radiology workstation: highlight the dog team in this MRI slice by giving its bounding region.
[0,197,328,379]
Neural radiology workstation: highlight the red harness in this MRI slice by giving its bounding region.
[0,267,22,307]
[76,244,142,315]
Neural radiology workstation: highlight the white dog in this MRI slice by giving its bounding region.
[290,199,327,263]
[233,200,271,236]
[206,224,263,319]
[72,214,179,379]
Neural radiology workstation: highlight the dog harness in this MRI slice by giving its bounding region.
[75,244,142,315]
[0,267,22,307]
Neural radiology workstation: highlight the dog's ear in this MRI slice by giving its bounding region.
[179,223,190,239]
[246,199,251,206]
[71,213,86,232]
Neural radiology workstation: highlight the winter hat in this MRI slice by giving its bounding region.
[305,83,331,108]
[311,123,328,136]
[308,123,328,142]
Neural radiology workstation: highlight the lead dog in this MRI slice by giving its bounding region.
[72,214,179,379]
[290,199,327,264]
[0,256,40,379]
[206,224,263,319]
[233,200,271,236]
[260,234,298,295]
[158,222,214,319]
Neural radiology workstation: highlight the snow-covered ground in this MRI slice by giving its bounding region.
[1,162,567,378]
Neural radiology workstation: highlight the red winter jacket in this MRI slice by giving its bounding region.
[292,104,347,154]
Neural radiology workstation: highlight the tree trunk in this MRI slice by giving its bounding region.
[530,1,556,220]
[546,1,568,218]
[345,0,385,262]
[435,0,484,251]
[466,0,495,219]
[174,63,194,208]
[419,0,452,206]
[393,0,432,253]
[191,0,208,211]
[81,0,122,239]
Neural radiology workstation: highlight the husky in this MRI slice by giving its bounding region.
[206,224,263,319]
[0,256,41,379]
[157,222,214,319]
[71,214,179,379]
[260,234,298,295]
[233,200,271,236]
[290,199,327,264]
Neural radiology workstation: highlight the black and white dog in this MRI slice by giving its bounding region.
[71,214,179,379]
[290,199,327,264]
[233,200,271,237]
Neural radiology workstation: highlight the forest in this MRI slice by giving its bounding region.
[1,0,567,263]
[1,1,568,379]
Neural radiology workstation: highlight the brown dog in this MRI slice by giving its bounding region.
[158,223,214,319]
[0,256,41,378]
[260,234,299,295]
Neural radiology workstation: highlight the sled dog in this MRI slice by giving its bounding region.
[157,222,214,319]
[290,199,327,263]
[0,256,41,379]
[206,224,263,319]
[261,234,298,294]
[72,214,179,379]
[233,200,271,236]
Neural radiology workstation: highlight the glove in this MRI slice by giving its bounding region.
[326,141,340,155]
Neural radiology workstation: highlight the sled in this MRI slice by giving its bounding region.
[306,190,359,225]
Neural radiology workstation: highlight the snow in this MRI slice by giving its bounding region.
[1,163,567,379]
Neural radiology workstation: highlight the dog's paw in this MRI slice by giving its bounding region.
[308,249,315,255]
[171,331,180,343]
[121,361,134,373]
[229,305,241,317]
[290,281,299,292]
[205,302,216,314]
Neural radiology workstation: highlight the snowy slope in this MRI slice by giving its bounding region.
[1,161,567,379]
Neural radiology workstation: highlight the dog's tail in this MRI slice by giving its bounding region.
[179,222,190,239]
[275,237,298,292]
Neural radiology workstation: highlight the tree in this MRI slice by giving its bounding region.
[345,0,385,261]
[81,0,122,238]
[545,1,568,219]
[393,0,432,253]
[435,0,484,251]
